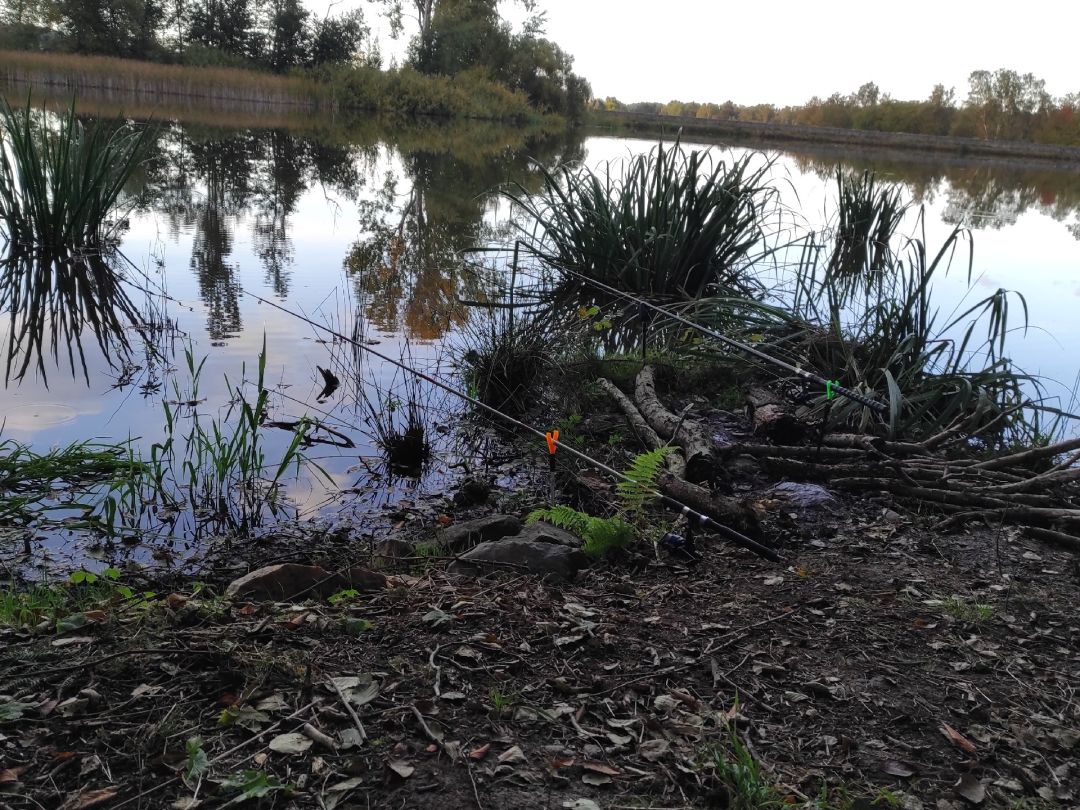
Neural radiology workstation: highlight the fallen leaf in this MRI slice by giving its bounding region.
[83,610,107,623]
[254,693,289,712]
[51,636,95,647]
[881,760,917,778]
[940,723,977,754]
[955,774,987,804]
[268,732,312,755]
[166,593,189,610]
[638,739,670,762]
[763,576,784,586]
[582,760,621,776]
[498,745,527,764]
[388,759,414,778]
[581,772,611,786]
[58,788,118,810]
[563,801,601,810]
[468,743,491,761]
[0,767,24,784]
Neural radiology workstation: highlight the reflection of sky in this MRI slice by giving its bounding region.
[3,129,1080,562]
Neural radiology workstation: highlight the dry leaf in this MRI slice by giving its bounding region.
[955,774,987,804]
[581,772,611,786]
[881,760,917,778]
[58,788,118,810]
[268,732,312,755]
[388,759,414,778]
[582,760,621,776]
[940,723,977,754]
[497,745,527,764]
[0,768,24,784]
[468,743,491,761]
[638,739,670,762]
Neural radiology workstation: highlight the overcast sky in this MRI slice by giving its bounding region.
[308,0,1078,107]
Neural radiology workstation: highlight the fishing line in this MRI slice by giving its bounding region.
[239,286,782,562]
[471,242,887,414]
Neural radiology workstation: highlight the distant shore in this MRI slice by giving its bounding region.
[592,109,1080,167]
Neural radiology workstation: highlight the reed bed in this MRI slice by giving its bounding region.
[507,141,781,298]
[0,50,324,109]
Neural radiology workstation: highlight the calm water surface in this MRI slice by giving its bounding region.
[3,113,1079,568]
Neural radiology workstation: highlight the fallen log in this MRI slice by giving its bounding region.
[745,386,806,445]
[657,473,761,538]
[597,377,686,479]
[634,365,716,482]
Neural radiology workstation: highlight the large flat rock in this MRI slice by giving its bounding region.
[448,538,589,582]
[438,514,522,552]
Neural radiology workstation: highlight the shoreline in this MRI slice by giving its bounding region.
[593,109,1080,169]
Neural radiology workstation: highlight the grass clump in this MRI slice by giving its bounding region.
[940,595,995,624]
[507,140,780,298]
[460,307,561,414]
[0,95,152,250]
[826,167,908,286]
[707,728,785,810]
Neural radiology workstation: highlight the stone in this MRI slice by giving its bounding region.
[766,482,836,508]
[448,538,590,582]
[342,567,388,592]
[373,538,413,560]
[438,515,522,552]
[517,521,582,548]
[226,564,346,602]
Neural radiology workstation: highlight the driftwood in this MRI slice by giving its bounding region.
[634,365,716,482]
[597,377,759,537]
[602,365,1080,552]
[745,386,806,445]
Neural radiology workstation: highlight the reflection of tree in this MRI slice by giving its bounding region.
[346,130,585,341]
[788,148,1080,239]
[131,125,372,338]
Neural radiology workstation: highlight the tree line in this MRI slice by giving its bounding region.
[0,0,591,120]
[596,69,1080,146]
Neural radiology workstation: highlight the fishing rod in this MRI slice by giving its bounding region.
[239,287,782,563]
[481,242,888,415]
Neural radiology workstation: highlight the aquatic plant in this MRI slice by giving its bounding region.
[0,249,145,384]
[826,167,908,286]
[0,95,152,250]
[506,141,781,298]
[459,304,561,414]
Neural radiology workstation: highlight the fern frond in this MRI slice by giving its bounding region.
[526,505,590,536]
[617,446,675,512]
[582,516,636,558]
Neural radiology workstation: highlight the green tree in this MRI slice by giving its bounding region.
[310,9,369,66]
[264,0,310,72]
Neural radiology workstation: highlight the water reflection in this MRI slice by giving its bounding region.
[0,247,146,385]
[788,150,1080,237]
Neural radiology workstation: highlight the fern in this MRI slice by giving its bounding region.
[581,516,635,557]
[526,505,590,535]
[617,446,674,512]
[527,506,635,558]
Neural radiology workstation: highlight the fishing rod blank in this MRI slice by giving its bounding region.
[240,287,782,563]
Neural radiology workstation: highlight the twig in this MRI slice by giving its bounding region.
[429,644,444,698]
[329,678,367,742]
[111,699,320,809]
[409,704,448,752]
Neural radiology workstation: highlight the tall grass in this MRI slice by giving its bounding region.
[506,141,781,298]
[0,95,152,250]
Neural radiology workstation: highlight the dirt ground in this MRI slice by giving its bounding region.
[2,475,1078,810]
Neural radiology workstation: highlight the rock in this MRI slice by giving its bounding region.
[517,521,583,548]
[766,482,836,508]
[342,567,387,592]
[448,538,590,582]
[226,564,345,602]
[438,515,522,552]
[373,538,413,561]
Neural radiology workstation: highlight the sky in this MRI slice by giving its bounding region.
[307,0,1079,107]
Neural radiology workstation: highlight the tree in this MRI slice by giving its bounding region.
[310,9,368,66]
[187,0,255,61]
[264,0,310,72]
[49,0,164,57]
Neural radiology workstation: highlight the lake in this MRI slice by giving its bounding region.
[3,108,1079,569]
